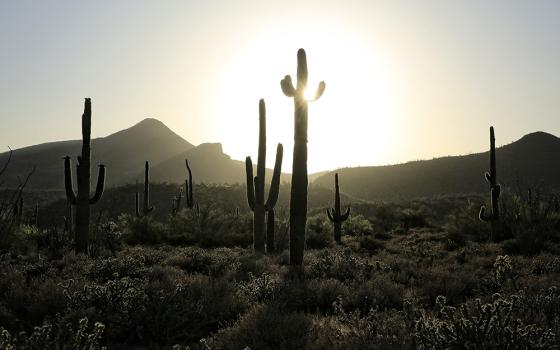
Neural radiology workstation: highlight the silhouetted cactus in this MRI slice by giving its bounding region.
[136,162,155,217]
[281,49,325,266]
[64,98,106,253]
[245,99,283,254]
[185,159,194,209]
[479,126,501,241]
[326,173,351,244]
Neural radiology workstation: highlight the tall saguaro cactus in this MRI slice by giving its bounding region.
[136,162,155,217]
[246,99,284,253]
[327,173,351,244]
[64,98,106,253]
[281,49,325,266]
[185,159,194,209]
[479,126,501,241]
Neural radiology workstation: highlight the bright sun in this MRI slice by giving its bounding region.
[216,22,399,173]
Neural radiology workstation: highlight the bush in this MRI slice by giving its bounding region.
[121,215,167,245]
[359,236,385,254]
[342,214,373,236]
[207,304,311,350]
[415,294,557,349]
[0,317,106,350]
[306,214,334,249]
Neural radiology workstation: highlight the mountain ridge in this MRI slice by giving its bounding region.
[1,119,558,201]
[313,130,560,200]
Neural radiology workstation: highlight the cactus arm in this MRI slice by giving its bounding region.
[340,207,351,221]
[309,81,326,101]
[63,156,77,204]
[326,208,335,222]
[245,156,255,210]
[281,75,296,97]
[265,143,283,210]
[479,205,488,221]
[89,164,105,204]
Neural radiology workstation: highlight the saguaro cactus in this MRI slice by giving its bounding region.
[136,162,155,217]
[64,98,106,253]
[246,99,283,254]
[281,49,325,266]
[185,159,194,209]
[327,173,351,244]
[479,126,501,241]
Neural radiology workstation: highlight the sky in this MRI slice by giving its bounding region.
[1,0,559,173]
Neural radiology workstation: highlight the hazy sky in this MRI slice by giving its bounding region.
[1,1,559,173]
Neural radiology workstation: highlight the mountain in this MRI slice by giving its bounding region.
[0,118,193,189]
[0,118,291,190]
[313,131,560,201]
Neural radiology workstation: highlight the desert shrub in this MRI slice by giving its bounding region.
[310,298,413,350]
[207,304,311,350]
[167,208,252,248]
[306,214,334,249]
[415,294,557,349]
[530,255,560,275]
[370,205,400,232]
[236,272,282,303]
[165,247,242,277]
[417,263,479,306]
[141,275,245,345]
[307,278,351,313]
[401,208,430,232]
[477,255,517,295]
[445,200,490,245]
[498,193,560,254]
[121,215,167,245]
[342,214,373,236]
[0,317,106,350]
[87,254,152,282]
[359,236,385,254]
[306,249,376,282]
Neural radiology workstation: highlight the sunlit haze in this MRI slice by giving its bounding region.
[1,1,560,173]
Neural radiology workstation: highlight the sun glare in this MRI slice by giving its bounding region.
[216,21,399,173]
[303,87,316,102]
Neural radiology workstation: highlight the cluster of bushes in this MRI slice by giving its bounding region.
[1,235,559,349]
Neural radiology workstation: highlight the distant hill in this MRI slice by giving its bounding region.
[0,118,289,189]
[313,131,560,201]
